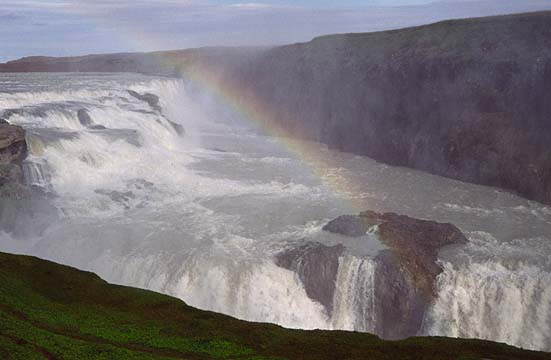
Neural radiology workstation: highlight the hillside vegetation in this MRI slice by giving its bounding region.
[0,251,548,360]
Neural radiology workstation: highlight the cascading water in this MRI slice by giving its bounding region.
[331,256,377,332]
[1,73,550,352]
[422,232,551,351]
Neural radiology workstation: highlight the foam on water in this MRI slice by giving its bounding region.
[425,261,551,350]
[332,256,377,332]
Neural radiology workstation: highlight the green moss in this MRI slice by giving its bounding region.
[0,251,548,359]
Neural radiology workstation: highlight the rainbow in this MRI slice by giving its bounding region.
[166,57,371,214]
[59,3,371,213]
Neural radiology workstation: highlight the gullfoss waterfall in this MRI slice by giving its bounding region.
[1,73,550,352]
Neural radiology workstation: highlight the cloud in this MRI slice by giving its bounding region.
[0,13,23,21]
[1,1,71,9]
[2,0,551,63]
[228,3,273,9]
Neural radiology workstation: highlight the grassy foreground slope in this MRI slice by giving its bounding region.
[0,251,547,360]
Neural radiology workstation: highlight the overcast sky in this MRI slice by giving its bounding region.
[1,0,551,62]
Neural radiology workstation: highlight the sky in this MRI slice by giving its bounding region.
[1,0,551,62]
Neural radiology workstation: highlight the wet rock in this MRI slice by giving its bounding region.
[94,189,136,209]
[0,120,28,198]
[0,164,23,187]
[127,91,184,136]
[95,128,141,147]
[168,120,185,136]
[127,90,162,112]
[89,125,107,130]
[322,215,379,237]
[275,211,468,339]
[363,211,467,298]
[77,109,93,127]
[373,251,426,339]
[78,109,109,130]
[325,211,467,300]
[0,121,54,234]
[276,242,344,314]
[0,121,27,165]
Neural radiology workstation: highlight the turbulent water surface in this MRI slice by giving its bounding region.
[1,73,550,351]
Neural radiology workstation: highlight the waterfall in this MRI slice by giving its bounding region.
[2,73,551,353]
[424,260,551,351]
[23,158,52,191]
[331,256,377,332]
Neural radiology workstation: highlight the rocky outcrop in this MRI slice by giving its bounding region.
[322,214,379,237]
[278,211,467,339]
[324,211,467,300]
[128,90,162,112]
[333,211,466,338]
[77,109,93,127]
[0,122,56,235]
[0,120,57,236]
[0,119,28,198]
[127,90,185,135]
[77,109,107,130]
[339,211,466,338]
[94,189,136,209]
[275,242,344,314]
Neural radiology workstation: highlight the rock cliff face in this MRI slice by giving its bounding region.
[1,12,551,204]
[278,211,467,339]
[0,120,52,236]
[228,11,551,205]
[0,119,28,198]
[276,242,344,314]
[325,212,468,339]
[324,211,468,300]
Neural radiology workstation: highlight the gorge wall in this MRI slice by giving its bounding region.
[2,11,551,204]
[0,119,27,197]
[227,11,551,205]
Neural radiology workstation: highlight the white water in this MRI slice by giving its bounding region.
[423,232,551,351]
[1,73,550,352]
[332,256,377,332]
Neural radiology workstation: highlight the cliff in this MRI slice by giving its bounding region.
[0,119,28,198]
[0,250,548,359]
[278,211,468,339]
[229,11,551,205]
[1,11,551,204]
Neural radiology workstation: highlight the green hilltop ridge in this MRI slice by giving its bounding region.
[0,251,548,360]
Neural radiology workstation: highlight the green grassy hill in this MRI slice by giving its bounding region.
[0,251,548,359]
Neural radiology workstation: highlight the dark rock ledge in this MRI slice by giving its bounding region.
[0,118,28,198]
[276,242,344,315]
[127,90,185,136]
[277,211,467,339]
[0,120,57,235]
[324,211,468,300]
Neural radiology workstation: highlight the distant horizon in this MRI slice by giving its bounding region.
[2,0,551,62]
[2,8,550,63]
